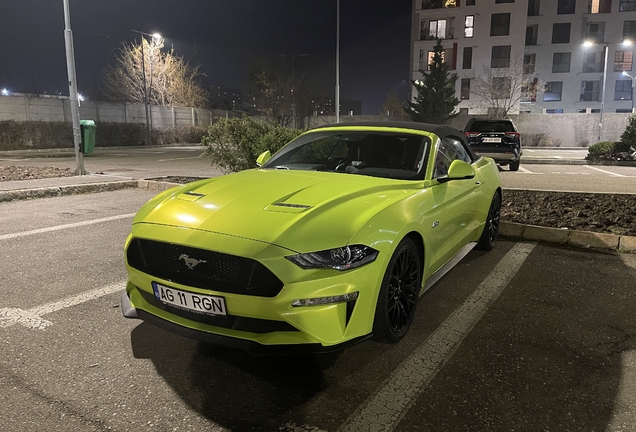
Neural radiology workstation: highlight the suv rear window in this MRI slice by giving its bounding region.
[469,121,515,133]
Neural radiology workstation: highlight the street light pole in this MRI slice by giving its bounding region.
[62,0,85,175]
[335,0,340,123]
[132,31,161,145]
[599,44,609,142]
[583,40,629,141]
[132,31,151,145]
[622,71,636,113]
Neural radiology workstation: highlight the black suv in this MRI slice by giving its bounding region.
[463,118,522,171]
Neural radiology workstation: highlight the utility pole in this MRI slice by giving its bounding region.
[62,0,85,175]
[335,0,340,123]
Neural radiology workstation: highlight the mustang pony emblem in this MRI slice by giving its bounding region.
[179,254,207,270]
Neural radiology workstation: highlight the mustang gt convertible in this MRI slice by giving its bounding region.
[121,122,502,354]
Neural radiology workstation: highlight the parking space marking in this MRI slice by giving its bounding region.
[338,242,536,432]
[584,165,627,177]
[518,166,534,173]
[0,213,135,241]
[0,281,126,330]
[158,156,202,162]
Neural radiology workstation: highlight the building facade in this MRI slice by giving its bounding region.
[411,0,636,114]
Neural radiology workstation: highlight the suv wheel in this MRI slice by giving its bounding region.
[510,159,520,171]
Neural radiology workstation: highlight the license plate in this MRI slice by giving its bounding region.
[482,137,501,143]
[152,282,227,316]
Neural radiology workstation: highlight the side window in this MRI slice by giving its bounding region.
[433,137,473,178]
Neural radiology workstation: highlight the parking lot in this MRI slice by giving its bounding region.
[1,188,635,431]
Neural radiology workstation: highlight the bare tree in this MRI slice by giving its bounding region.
[380,93,406,115]
[249,57,314,128]
[102,38,209,108]
[469,55,542,118]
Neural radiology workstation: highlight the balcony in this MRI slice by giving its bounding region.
[420,0,458,10]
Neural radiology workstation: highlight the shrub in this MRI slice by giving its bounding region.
[523,133,555,147]
[586,141,635,161]
[586,141,616,160]
[201,116,302,173]
[620,114,636,148]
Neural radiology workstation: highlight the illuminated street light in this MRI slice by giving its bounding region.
[78,93,85,101]
[622,71,636,113]
[132,30,163,145]
[582,39,632,141]
[1,88,8,96]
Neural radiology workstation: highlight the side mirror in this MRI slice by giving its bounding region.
[439,160,475,182]
[256,150,271,167]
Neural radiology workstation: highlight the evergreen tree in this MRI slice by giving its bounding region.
[620,114,636,148]
[405,39,459,124]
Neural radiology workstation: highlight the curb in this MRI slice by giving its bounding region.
[500,221,636,254]
[0,179,182,202]
[521,159,636,166]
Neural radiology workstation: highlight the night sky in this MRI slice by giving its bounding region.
[0,0,412,114]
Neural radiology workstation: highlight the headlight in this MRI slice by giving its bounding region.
[286,245,378,271]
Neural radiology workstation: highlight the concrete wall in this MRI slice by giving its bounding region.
[299,113,628,147]
[0,94,236,127]
[448,113,629,147]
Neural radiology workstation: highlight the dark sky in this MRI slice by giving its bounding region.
[0,0,412,114]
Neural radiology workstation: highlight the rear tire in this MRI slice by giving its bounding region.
[509,159,520,171]
[373,237,421,343]
[476,192,501,251]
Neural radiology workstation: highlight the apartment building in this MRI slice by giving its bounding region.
[411,0,636,114]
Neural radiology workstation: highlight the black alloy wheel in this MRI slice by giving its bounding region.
[373,237,421,343]
[476,192,501,251]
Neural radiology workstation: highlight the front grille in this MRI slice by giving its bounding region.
[138,289,297,333]
[127,238,284,297]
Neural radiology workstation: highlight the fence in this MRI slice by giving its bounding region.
[1,93,633,147]
[0,94,237,127]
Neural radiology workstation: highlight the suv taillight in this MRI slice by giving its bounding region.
[464,132,480,138]
[505,132,520,138]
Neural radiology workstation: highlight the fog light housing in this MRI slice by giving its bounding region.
[291,291,359,307]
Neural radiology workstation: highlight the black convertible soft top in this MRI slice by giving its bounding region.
[312,121,463,140]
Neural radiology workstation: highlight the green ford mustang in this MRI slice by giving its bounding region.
[121,122,502,354]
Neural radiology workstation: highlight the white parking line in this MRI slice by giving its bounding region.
[584,165,627,177]
[518,166,534,173]
[0,214,135,241]
[0,281,126,330]
[338,242,536,432]
[158,156,202,162]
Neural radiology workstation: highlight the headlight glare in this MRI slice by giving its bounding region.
[286,245,378,270]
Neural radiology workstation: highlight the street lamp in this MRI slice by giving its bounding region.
[62,0,85,175]
[583,39,632,141]
[622,70,636,113]
[132,30,162,145]
[335,0,340,123]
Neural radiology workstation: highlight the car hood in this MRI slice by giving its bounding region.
[134,169,421,252]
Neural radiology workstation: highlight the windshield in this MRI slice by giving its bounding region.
[262,131,430,180]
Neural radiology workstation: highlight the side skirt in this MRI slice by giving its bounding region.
[420,242,477,296]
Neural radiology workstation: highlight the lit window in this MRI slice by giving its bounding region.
[615,50,634,71]
[429,20,447,39]
[465,16,474,38]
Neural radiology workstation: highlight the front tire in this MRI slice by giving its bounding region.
[476,191,501,251]
[373,237,421,343]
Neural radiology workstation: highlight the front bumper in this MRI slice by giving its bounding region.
[123,224,389,352]
[121,292,372,355]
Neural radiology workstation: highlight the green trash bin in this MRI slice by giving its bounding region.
[80,120,96,155]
